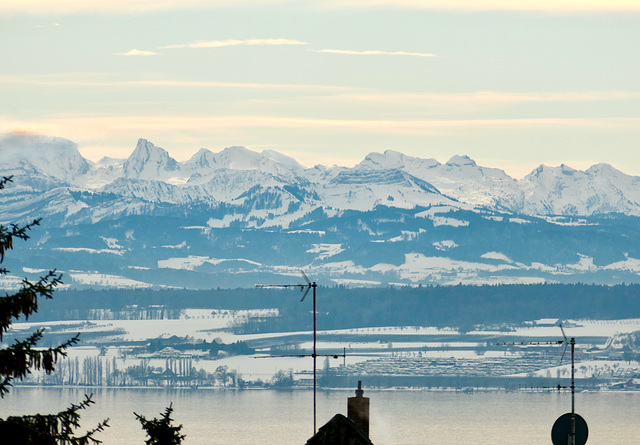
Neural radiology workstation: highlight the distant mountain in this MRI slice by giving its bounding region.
[2,132,640,289]
[507,163,640,216]
[122,138,180,180]
[0,133,91,190]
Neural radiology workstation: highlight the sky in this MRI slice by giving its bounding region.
[1,1,639,178]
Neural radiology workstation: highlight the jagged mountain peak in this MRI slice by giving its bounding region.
[96,156,125,166]
[130,138,173,159]
[4,133,640,219]
[445,155,477,167]
[123,139,179,179]
[357,150,440,171]
[211,146,302,176]
[526,163,579,180]
[261,150,305,171]
[184,148,216,170]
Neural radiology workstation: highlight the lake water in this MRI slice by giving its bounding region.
[0,387,638,444]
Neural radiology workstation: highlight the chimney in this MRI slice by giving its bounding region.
[347,381,370,437]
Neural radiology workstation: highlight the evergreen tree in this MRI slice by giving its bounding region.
[0,176,108,444]
[135,404,185,445]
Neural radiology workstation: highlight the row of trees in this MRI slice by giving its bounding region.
[32,281,640,333]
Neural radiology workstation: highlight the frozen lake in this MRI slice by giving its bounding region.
[0,387,638,444]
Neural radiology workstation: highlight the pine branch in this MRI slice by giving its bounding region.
[135,403,186,445]
[0,218,41,263]
[0,394,110,444]
[0,331,80,397]
[52,394,110,444]
[0,176,12,190]
[0,270,64,338]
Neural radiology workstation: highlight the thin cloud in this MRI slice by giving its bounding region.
[0,75,350,92]
[4,115,639,138]
[115,49,162,56]
[0,0,281,15]
[160,38,307,50]
[315,49,437,58]
[322,0,640,12]
[34,23,61,28]
[3,0,640,15]
[327,91,640,105]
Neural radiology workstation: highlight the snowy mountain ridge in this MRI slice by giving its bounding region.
[2,133,639,221]
[3,133,640,288]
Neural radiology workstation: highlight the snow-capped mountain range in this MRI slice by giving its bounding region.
[2,132,640,289]
[3,133,640,220]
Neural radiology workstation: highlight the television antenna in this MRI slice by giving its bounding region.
[496,323,588,444]
[552,323,588,445]
[256,270,320,434]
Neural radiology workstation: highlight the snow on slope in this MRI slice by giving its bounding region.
[321,168,456,211]
[508,163,640,216]
[356,151,517,207]
[3,132,640,220]
[0,133,91,187]
[122,138,180,180]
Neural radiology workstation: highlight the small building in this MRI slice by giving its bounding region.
[305,414,373,445]
[306,381,373,445]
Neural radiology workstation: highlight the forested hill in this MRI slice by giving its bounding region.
[30,284,640,331]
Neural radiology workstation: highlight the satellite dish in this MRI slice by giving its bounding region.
[551,413,588,445]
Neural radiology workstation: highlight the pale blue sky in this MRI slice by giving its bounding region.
[1,1,639,177]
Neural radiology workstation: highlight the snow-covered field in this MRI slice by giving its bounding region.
[10,313,640,386]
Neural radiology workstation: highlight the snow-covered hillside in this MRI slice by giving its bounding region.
[3,132,640,288]
[4,133,640,219]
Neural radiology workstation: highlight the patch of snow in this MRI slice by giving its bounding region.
[158,255,262,271]
[396,253,518,282]
[441,276,545,285]
[388,231,421,243]
[287,230,326,236]
[69,272,152,288]
[162,241,187,249]
[433,240,458,251]
[565,254,597,272]
[157,256,210,271]
[604,254,640,273]
[207,215,242,228]
[100,236,122,249]
[0,275,25,289]
[542,216,595,226]
[330,278,382,286]
[53,247,124,256]
[306,243,344,260]
[66,201,88,216]
[431,216,469,227]
[415,206,458,218]
[481,251,513,263]
[23,267,47,274]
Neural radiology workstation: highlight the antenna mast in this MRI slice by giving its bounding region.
[256,270,319,434]
[559,323,576,445]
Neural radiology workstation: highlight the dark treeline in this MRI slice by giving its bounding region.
[31,283,640,331]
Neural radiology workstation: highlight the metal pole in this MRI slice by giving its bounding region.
[570,337,575,445]
[255,273,318,435]
[312,282,317,434]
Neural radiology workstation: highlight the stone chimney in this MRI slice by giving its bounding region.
[347,381,370,437]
